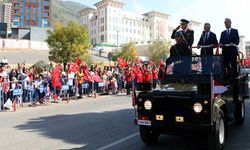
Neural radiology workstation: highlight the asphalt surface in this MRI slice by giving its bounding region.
[0,50,108,64]
[0,93,249,150]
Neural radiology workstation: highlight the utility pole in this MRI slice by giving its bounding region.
[117,30,119,51]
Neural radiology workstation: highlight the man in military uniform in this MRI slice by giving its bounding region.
[171,19,194,47]
[166,31,192,74]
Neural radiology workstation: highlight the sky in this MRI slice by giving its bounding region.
[67,0,250,41]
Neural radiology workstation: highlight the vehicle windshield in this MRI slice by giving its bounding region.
[165,55,223,75]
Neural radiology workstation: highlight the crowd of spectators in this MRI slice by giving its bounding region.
[0,58,163,110]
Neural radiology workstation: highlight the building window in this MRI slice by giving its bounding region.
[14,3,20,8]
[44,12,49,17]
[44,6,49,10]
[14,9,20,14]
[101,35,104,42]
[44,0,49,5]
[101,26,104,32]
[101,17,104,24]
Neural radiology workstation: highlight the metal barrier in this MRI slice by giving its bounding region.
[0,77,79,112]
[0,86,2,112]
[0,74,126,112]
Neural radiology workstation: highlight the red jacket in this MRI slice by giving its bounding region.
[125,70,132,82]
[143,68,152,82]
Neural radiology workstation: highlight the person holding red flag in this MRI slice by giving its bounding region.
[152,65,158,88]
[51,64,62,101]
[124,66,132,95]
[143,64,152,83]
[77,68,84,98]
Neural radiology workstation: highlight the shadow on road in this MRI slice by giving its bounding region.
[15,109,137,150]
[14,103,250,150]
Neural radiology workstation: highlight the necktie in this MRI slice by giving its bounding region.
[203,33,207,44]
[227,29,230,37]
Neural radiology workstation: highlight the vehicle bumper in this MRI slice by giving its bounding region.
[136,119,213,135]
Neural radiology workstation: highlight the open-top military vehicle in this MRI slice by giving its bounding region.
[133,53,248,150]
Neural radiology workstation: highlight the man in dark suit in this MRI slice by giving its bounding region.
[171,19,194,47]
[219,18,239,78]
[197,23,218,73]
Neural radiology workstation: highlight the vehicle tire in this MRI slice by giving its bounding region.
[208,110,225,150]
[139,126,160,145]
[234,96,245,125]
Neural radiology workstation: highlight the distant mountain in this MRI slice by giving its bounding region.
[0,0,86,25]
[52,0,86,25]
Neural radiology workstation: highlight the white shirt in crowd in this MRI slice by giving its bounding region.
[2,57,8,63]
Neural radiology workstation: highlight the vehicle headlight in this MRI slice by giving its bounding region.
[144,100,152,110]
[193,102,203,113]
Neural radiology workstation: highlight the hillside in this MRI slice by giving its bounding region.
[52,0,86,25]
[0,0,86,25]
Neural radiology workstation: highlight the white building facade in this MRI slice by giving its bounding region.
[79,0,170,46]
[1,2,12,33]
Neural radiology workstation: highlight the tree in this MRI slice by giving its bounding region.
[148,39,171,65]
[112,42,136,62]
[33,60,49,75]
[46,22,91,69]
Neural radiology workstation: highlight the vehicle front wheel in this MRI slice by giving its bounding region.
[208,110,225,150]
[139,126,160,145]
[234,97,245,125]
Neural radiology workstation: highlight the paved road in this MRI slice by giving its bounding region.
[0,94,249,150]
[0,50,108,64]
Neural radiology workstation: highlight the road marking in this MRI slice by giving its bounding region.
[96,132,139,150]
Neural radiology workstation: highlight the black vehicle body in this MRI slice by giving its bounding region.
[134,55,248,150]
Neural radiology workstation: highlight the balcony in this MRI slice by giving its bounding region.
[24,20,38,26]
[26,2,39,7]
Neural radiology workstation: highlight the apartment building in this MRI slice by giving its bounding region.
[1,2,12,32]
[79,0,170,46]
[11,0,51,28]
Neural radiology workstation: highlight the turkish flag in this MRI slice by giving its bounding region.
[76,56,81,65]
[117,58,127,68]
[137,70,143,83]
[83,68,91,81]
[92,74,102,82]
[143,68,152,82]
[212,80,228,98]
[51,64,61,88]
[160,59,164,66]
[132,65,139,77]
[69,63,79,73]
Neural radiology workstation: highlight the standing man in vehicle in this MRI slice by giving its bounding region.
[166,31,192,74]
[171,19,194,48]
[219,18,239,78]
[197,23,218,73]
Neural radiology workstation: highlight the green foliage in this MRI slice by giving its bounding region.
[33,60,49,74]
[51,0,85,25]
[148,39,171,65]
[46,21,91,65]
[112,42,136,61]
